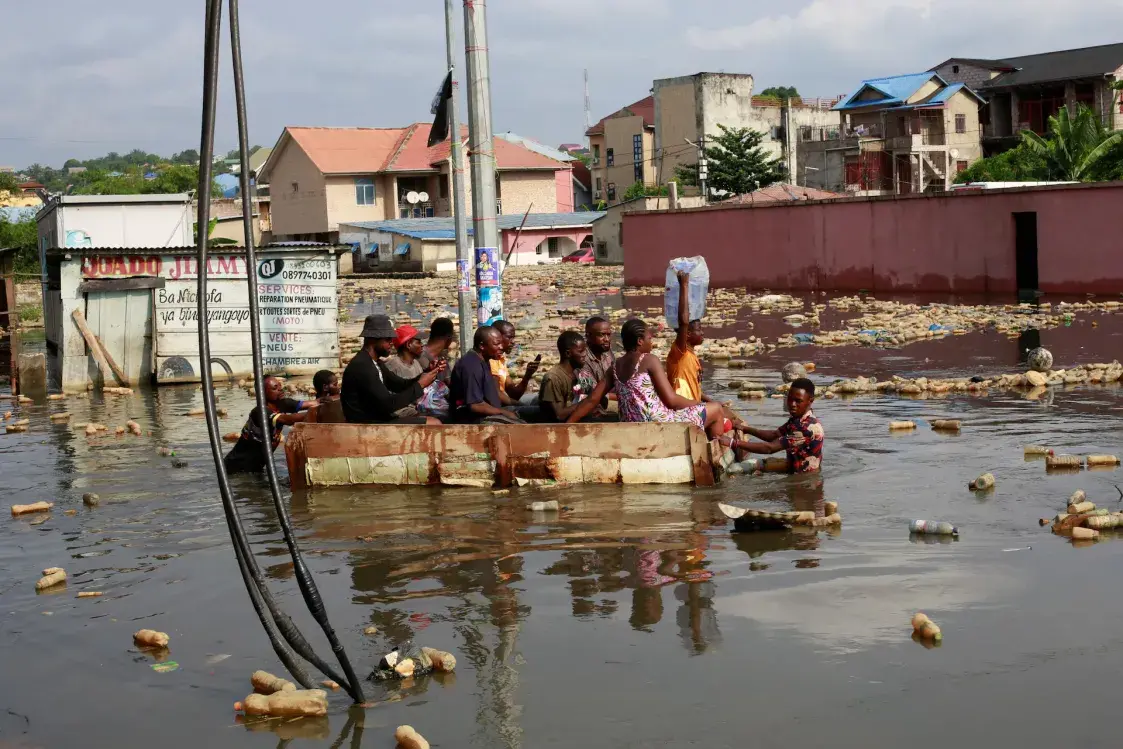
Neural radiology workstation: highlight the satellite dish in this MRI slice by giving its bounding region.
[418,191,429,203]
[949,148,959,159]
[406,191,420,204]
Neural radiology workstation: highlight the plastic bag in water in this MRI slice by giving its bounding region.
[664,256,709,329]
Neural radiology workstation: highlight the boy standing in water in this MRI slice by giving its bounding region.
[723,378,823,473]
[224,375,315,474]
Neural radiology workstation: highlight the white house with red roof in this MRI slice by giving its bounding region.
[257,123,573,242]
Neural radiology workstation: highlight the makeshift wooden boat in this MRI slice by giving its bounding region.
[285,419,730,489]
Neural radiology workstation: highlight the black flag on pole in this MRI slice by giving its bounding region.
[427,69,454,147]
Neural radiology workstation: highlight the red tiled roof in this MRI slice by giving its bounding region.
[585,96,655,136]
[721,184,844,204]
[284,127,409,174]
[279,124,564,176]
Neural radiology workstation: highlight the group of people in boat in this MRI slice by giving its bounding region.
[224,271,823,476]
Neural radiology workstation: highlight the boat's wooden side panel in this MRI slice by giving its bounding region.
[285,422,715,487]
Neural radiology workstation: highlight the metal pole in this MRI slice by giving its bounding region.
[445,0,472,352]
[698,135,708,203]
[463,0,502,325]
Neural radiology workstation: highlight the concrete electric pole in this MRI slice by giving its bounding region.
[463,0,503,325]
[444,0,472,352]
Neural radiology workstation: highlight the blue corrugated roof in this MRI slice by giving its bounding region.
[341,211,606,239]
[885,82,987,111]
[833,72,941,111]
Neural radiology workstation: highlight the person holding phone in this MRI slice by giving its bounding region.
[490,320,542,421]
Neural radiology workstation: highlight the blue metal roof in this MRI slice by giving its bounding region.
[341,211,605,239]
[833,72,941,111]
[884,82,987,111]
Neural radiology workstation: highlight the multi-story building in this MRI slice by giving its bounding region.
[653,72,840,192]
[932,42,1123,154]
[585,96,656,206]
[799,72,985,195]
[587,74,839,204]
[257,123,573,242]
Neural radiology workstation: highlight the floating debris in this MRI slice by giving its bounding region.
[236,689,328,718]
[134,629,170,648]
[12,501,52,516]
[252,670,296,695]
[909,519,958,536]
[911,612,943,642]
[394,725,430,749]
[969,473,995,491]
[35,567,67,590]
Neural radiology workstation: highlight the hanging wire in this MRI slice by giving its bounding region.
[226,0,364,702]
[193,0,364,702]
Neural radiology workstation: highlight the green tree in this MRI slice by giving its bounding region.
[171,149,200,165]
[758,86,800,101]
[953,144,1048,184]
[1020,104,1123,181]
[0,172,21,192]
[621,180,669,202]
[0,215,39,275]
[674,124,786,196]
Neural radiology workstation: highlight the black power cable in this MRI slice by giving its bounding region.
[193,0,364,702]
[226,0,364,702]
[193,0,316,691]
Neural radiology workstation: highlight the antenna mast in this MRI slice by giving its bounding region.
[584,68,592,145]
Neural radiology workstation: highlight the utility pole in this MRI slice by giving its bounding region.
[445,0,472,352]
[463,0,502,325]
[697,136,708,203]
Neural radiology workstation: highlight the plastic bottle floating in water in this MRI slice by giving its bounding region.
[909,519,958,536]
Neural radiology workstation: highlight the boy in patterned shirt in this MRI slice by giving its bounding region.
[721,378,823,473]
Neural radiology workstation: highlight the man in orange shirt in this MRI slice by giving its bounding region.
[666,270,741,432]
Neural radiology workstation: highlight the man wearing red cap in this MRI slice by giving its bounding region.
[384,323,451,420]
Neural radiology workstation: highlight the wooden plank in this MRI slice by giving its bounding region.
[124,289,153,383]
[688,427,716,487]
[71,308,127,386]
[78,277,165,293]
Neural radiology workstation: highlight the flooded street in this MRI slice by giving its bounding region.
[2,289,1123,748]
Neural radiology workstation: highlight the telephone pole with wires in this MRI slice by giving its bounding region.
[444,0,472,352]
[463,0,503,325]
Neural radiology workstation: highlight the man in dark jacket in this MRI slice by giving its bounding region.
[341,314,444,424]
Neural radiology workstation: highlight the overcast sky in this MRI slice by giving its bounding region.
[2,0,1122,169]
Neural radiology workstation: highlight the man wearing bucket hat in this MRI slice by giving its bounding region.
[341,314,444,424]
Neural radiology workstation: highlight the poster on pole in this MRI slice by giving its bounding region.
[477,286,504,326]
[475,247,499,287]
[456,258,472,293]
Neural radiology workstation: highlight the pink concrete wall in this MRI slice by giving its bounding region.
[555,169,575,213]
[623,183,1123,294]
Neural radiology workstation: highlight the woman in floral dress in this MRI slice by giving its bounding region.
[613,318,726,439]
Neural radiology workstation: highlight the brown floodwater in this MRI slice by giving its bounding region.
[2,293,1122,749]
